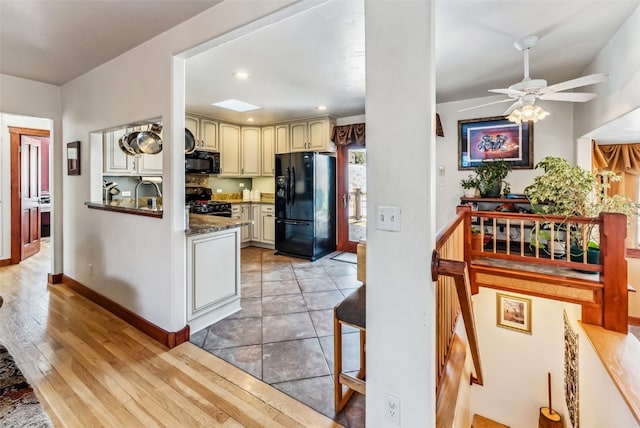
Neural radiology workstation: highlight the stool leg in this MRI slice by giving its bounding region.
[334,309,343,411]
[357,329,366,381]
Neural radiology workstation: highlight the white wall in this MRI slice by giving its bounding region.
[0,74,62,273]
[365,2,436,426]
[435,97,574,231]
[472,288,640,428]
[59,0,298,332]
[574,5,640,140]
[470,289,574,427]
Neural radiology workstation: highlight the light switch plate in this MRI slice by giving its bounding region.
[376,206,401,232]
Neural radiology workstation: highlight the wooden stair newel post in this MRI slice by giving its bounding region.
[457,205,477,294]
[600,212,628,334]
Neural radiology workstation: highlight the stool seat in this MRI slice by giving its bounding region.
[335,286,365,329]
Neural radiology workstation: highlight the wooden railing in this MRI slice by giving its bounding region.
[431,204,629,405]
[432,207,483,400]
[459,205,629,333]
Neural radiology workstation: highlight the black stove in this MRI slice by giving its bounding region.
[186,186,232,217]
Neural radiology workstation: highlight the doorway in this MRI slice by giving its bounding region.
[9,126,50,264]
[337,144,366,253]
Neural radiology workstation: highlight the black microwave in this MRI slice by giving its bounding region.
[185,151,221,174]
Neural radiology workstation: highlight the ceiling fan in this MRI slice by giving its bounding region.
[459,35,608,120]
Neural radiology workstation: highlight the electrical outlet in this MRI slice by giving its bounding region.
[384,394,400,424]
[121,190,131,197]
[239,183,245,188]
[216,189,222,193]
[88,263,93,276]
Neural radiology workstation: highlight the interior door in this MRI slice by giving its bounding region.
[337,144,366,253]
[21,135,41,260]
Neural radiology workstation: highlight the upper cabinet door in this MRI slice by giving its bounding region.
[290,121,308,152]
[308,118,336,152]
[241,127,261,176]
[200,119,218,152]
[219,123,241,176]
[137,152,163,175]
[262,126,275,177]
[185,115,200,144]
[275,124,290,154]
[103,129,134,174]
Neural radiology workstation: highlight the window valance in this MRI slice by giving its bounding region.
[331,123,365,146]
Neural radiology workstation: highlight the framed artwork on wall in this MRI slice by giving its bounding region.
[496,293,532,334]
[458,116,533,170]
[67,141,80,175]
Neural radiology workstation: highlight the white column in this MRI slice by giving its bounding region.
[365,1,436,426]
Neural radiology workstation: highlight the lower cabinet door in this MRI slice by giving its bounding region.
[187,230,239,319]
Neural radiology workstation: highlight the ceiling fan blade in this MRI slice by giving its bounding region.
[539,92,597,102]
[458,98,514,113]
[544,73,608,93]
[503,101,521,116]
[489,88,524,97]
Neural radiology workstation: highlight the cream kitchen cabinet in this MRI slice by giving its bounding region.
[261,126,275,176]
[186,228,241,333]
[275,124,290,154]
[260,205,275,245]
[232,204,251,244]
[251,204,261,241]
[290,117,336,152]
[241,127,261,176]
[219,123,241,176]
[185,115,218,152]
[185,115,200,142]
[200,119,219,152]
[103,129,163,176]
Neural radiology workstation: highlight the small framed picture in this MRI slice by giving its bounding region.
[496,293,531,334]
[67,141,81,175]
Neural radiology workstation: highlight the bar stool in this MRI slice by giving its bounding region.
[334,285,366,412]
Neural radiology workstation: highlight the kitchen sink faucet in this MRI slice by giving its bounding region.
[135,179,162,208]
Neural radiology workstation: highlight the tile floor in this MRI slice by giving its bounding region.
[190,247,365,427]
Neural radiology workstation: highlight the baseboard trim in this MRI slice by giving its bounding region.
[629,316,640,327]
[0,259,11,267]
[48,273,63,284]
[62,275,190,349]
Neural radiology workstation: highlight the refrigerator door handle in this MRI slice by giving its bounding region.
[291,166,296,206]
[286,167,291,205]
[277,219,310,226]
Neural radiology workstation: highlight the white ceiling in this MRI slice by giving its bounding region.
[1,0,639,136]
[0,0,221,85]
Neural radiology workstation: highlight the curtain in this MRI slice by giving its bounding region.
[331,123,365,146]
[592,140,640,248]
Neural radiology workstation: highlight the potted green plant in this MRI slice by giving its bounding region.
[524,156,639,266]
[460,175,480,197]
[475,159,511,197]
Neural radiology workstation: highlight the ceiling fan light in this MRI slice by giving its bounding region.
[507,104,549,124]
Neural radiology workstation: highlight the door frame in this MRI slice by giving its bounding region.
[8,126,50,265]
[336,143,364,253]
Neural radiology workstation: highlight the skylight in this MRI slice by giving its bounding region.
[211,99,262,112]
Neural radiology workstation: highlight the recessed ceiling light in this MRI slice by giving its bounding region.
[232,71,250,80]
[317,105,327,111]
[247,118,255,122]
[212,99,262,112]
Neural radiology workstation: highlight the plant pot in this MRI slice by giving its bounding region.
[463,188,478,198]
[569,245,600,274]
[480,183,502,198]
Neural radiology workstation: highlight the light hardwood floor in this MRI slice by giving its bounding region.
[0,242,341,427]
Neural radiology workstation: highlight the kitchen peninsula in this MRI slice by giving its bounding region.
[186,213,253,333]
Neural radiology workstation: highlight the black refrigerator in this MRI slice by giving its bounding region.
[275,152,336,261]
